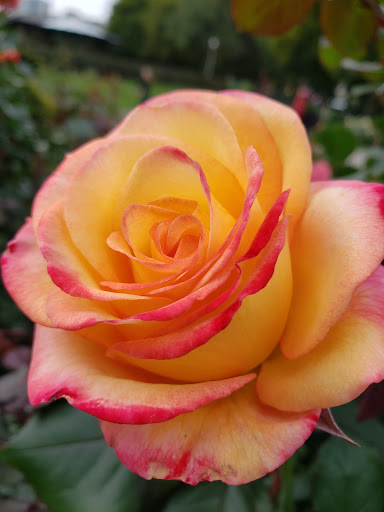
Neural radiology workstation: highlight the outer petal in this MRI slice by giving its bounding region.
[257,265,384,411]
[281,181,384,359]
[28,325,256,424]
[222,90,312,226]
[101,382,320,485]
[31,138,104,234]
[1,219,52,326]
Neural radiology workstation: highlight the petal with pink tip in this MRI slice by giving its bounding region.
[31,138,104,234]
[109,215,288,360]
[191,145,265,292]
[222,90,312,226]
[64,136,172,280]
[146,89,283,213]
[28,325,256,424]
[45,284,170,331]
[126,164,288,325]
[1,219,52,326]
[38,200,142,301]
[115,144,234,259]
[112,99,247,191]
[122,204,190,258]
[38,201,180,310]
[281,181,384,359]
[83,240,292,383]
[106,230,205,285]
[257,265,384,411]
[101,382,320,485]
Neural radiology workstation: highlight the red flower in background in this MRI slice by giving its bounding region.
[0,48,21,64]
[0,0,20,9]
[311,159,333,182]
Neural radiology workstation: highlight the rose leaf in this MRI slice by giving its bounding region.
[320,0,376,58]
[163,479,273,512]
[0,400,142,512]
[332,400,384,459]
[313,437,384,512]
[231,0,316,36]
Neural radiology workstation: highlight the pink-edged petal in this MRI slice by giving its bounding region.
[106,230,205,285]
[38,199,141,301]
[45,287,120,330]
[1,219,52,326]
[222,90,312,227]
[101,382,320,485]
[281,180,384,359]
[115,144,234,260]
[39,200,178,309]
[112,99,247,192]
[88,239,291,383]
[128,178,289,324]
[240,189,290,261]
[28,325,256,424]
[64,136,168,280]
[173,235,199,259]
[257,265,384,412]
[122,204,180,258]
[146,89,283,213]
[109,215,288,361]
[193,146,264,291]
[118,135,244,220]
[130,267,237,322]
[31,138,104,234]
[164,215,202,256]
[45,284,170,331]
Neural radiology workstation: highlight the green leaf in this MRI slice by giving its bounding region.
[332,401,384,459]
[313,437,384,512]
[163,483,247,512]
[377,28,384,61]
[320,0,376,58]
[163,479,274,512]
[318,37,342,70]
[231,0,316,36]
[0,401,142,512]
[315,123,356,165]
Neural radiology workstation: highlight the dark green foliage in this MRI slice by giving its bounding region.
[1,402,142,512]
[108,0,261,79]
[315,122,357,165]
[313,438,384,512]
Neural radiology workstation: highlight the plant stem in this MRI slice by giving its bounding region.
[278,456,295,512]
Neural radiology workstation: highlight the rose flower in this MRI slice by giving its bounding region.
[3,90,384,485]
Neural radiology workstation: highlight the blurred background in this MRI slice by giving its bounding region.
[1,1,384,511]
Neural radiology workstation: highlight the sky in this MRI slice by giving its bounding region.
[50,0,116,21]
